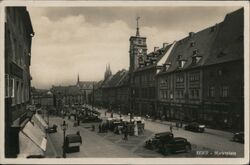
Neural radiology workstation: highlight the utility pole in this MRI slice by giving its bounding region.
[92,82,95,112]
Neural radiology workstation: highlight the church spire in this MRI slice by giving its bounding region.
[136,16,140,37]
[104,63,112,80]
[77,73,80,84]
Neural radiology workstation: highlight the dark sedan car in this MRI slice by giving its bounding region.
[233,132,244,143]
[46,124,57,133]
[184,122,205,133]
[160,137,192,156]
[145,132,174,150]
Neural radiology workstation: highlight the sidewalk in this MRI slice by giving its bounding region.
[150,119,233,139]
[97,108,233,139]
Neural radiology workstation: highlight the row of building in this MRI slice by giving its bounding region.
[4,7,244,158]
[4,7,49,158]
[93,8,244,130]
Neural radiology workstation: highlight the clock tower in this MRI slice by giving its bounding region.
[129,17,147,72]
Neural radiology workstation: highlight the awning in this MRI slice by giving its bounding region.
[22,121,47,151]
[32,113,48,132]
[18,131,44,158]
[18,121,47,158]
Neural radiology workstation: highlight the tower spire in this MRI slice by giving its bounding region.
[77,73,79,84]
[136,16,140,37]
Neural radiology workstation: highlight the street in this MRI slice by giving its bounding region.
[45,107,244,158]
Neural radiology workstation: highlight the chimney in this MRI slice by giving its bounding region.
[154,47,159,52]
[189,32,195,38]
[163,43,169,48]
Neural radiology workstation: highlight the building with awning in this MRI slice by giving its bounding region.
[4,7,35,158]
[18,117,47,158]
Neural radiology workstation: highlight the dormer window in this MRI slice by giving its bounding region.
[162,63,171,71]
[190,41,195,47]
[193,49,198,55]
[192,55,202,64]
[178,60,186,68]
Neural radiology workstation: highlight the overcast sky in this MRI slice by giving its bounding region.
[28,6,241,89]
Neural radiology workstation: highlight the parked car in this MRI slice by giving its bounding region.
[46,124,57,133]
[233,132,244,143]
[184,122,205,132]
[159,137,192,156]
[145,132,174,150]
[65,134,82,153]
[81,115,102,123]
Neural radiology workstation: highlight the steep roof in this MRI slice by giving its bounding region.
[163,24,219,73]
[102,69,129,88]
[134,43,173,72]
[159,7,243,74]
[94,80,104,89]
[51,85,82,96]
[77,81,94,89]
[204,8,243,65]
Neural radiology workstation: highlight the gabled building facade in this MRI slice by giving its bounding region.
[101,69,130,114]
[157,8,244,130]
[4,7,35,157]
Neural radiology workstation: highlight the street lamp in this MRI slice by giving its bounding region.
[61,120,68,158]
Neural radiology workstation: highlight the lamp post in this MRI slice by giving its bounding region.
[61,120,68,158]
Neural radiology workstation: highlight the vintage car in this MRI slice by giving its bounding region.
[159,137,192,156]
[65,134,82,153]
[46,124,57,133]
[184,122,205,132]
[145,132,174,150]
[81,115,102,123]
[233,132,244,143]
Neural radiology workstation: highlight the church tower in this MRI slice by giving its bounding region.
[76,73,80,86]
[129,17,147,72]
[104,64,112,80]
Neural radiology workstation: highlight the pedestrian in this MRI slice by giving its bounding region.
[134,122,138,136]
[123,125,128,141]
[105,111,107,116]
[170,123,173,133]
[77,118,80,126]
[99,124,102,133]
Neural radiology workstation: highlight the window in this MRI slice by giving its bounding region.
[176,75,184,83]
[176,90,184,98]
[221,86,229,97]
[5,75,9,97]
[191,90,195,97]
[21,83,24,103]
[16,81,21,104]
[10,78,15,98]
[160,90,164,99]
[208,86,215,97]
[178,60,186,68]
[195,90,199,97]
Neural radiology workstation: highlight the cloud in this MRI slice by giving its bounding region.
[28,6,241,89]
[30,12,133,89]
